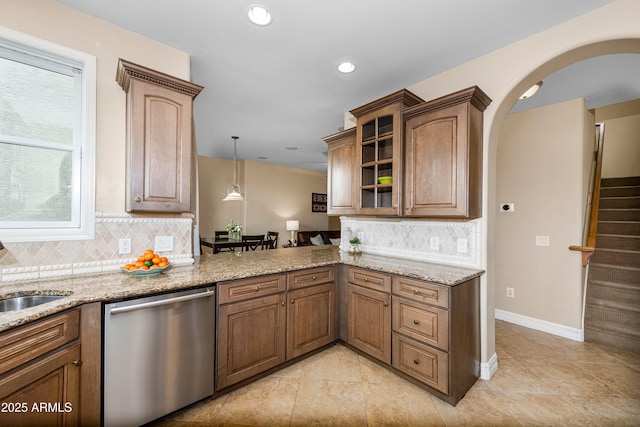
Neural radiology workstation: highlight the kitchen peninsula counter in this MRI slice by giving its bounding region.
[0,246,483,332]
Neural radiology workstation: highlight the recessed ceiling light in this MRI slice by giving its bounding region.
[337,62,356,74]
[247,5,272,26]
[285,146,298,151]
[519,81,543,99]
[257,156,268,160]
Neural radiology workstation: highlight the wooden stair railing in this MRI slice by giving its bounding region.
[570,123,605,266]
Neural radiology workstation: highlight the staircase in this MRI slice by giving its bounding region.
[584,176,640,353]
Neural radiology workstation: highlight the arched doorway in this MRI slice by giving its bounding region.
[484,38,640,377]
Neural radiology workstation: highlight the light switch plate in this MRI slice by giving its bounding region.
[535,235,550,247]
[155,236,174,252]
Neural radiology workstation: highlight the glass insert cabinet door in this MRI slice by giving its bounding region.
[355,105,402,215]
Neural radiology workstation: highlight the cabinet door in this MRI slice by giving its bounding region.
[347,283,391,363]
[126,80,193,212]
[217,293,286,389]
[287,283,336,359]
[404,102,470,217]
[355,103,403,215]
[0,344,80,427]
[325,129,356,215]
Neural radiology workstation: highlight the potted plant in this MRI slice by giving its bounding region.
[349,236,361,254]
[225,219,243,242]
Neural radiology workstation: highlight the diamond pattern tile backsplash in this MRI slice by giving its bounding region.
[0,212,194,283]
[340,217,481,268]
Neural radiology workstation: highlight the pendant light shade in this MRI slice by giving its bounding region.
[223,136,244,202]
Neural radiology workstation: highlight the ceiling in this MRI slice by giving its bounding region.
[55,0,639,172]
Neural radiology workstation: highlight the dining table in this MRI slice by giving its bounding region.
[200,237,244,254]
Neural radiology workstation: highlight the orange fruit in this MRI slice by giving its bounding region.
[158,261,168,268]
[152,257,161,265]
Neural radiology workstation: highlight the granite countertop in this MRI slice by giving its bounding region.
[0,246,483,333]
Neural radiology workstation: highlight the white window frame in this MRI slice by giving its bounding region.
[0,27,96,242]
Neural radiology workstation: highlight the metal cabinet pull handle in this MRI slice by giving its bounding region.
[254,286,260,291]
[281,301,285,306]
[72,360,83,367]
[290,299,295,304]
[384,302,388,307]
[413,359,420,365]
[135,197,141,203]
[364,277,369,282]
[312,276,316,280]
[413,320,419,325]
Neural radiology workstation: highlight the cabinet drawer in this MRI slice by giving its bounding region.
[392,333,448,394]
[392,276,449,309]
[218,274,286,304]
[287,267,335,290]
[0,309,80,375]
[392,297,448,351]
[348,267,391,292]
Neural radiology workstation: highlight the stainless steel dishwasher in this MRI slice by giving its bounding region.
[103,287,215,427]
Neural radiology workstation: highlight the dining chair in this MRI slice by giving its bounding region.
[242,234,264,251]
[214,230,229,240]
[263,231,278,249]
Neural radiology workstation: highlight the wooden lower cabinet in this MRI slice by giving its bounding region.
[347,283,391,364]
[217,292,286,390]
[0,310,82,427]
[392,333,448,394]
[287,282,335,359]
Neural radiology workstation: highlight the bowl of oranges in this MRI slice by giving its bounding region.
[122,249,171,276]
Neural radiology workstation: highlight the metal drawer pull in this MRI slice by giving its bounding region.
[290,299,295,304]
[254,286,260,291]
[312,275,316,280]
[413,289,420,294]
[413,320,419,325]
[364,277,369,282]
[384,302,388,307]
[413,359,420,365]
[72,360,83,367]
[281,301,285,306]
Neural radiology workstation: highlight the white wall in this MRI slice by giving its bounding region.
[596,99,640,178]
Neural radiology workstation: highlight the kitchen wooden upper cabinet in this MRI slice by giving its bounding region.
[350,90,424,215]
[403,86,491,218]
[116,59,203,213]
[323,128,356,215]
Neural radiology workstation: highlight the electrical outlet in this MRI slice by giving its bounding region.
[457,238,468,254]
[155,236,174,252]
[429,236,439,251]
[118,238,131,254]
[506,287,515,298]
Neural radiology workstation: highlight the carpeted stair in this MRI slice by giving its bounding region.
[584,176,640,353]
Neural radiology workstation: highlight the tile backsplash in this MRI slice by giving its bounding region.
[340,216,481,268]
[0,212,194,283]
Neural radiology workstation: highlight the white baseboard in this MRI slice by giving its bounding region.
[480,352,498,380]
[495,309,584,342]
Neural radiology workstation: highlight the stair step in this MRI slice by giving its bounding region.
[595,234,640,251]
[585,304,640,332]
[584,327,640,353]
[599,197,640,209]
[586,281,640,311]
[600,186,640,197]
[597,208,640,221]
[601,176,640,187]
[588,264,640,286]
[596,221,640,235]
[590,248,640,268]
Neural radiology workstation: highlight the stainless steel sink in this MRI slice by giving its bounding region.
[0,295,66,312]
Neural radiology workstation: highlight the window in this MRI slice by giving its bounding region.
[0,28,95,242]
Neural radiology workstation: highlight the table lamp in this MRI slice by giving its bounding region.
[286,220,299,246]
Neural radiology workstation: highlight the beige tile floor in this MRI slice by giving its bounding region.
[151,321,640,426]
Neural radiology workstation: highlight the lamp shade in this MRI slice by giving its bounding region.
[286,220,299,231]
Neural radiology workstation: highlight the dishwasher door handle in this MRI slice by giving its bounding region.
[109,289,215,315]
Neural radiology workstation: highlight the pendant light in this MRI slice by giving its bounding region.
[222,136,244,201]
